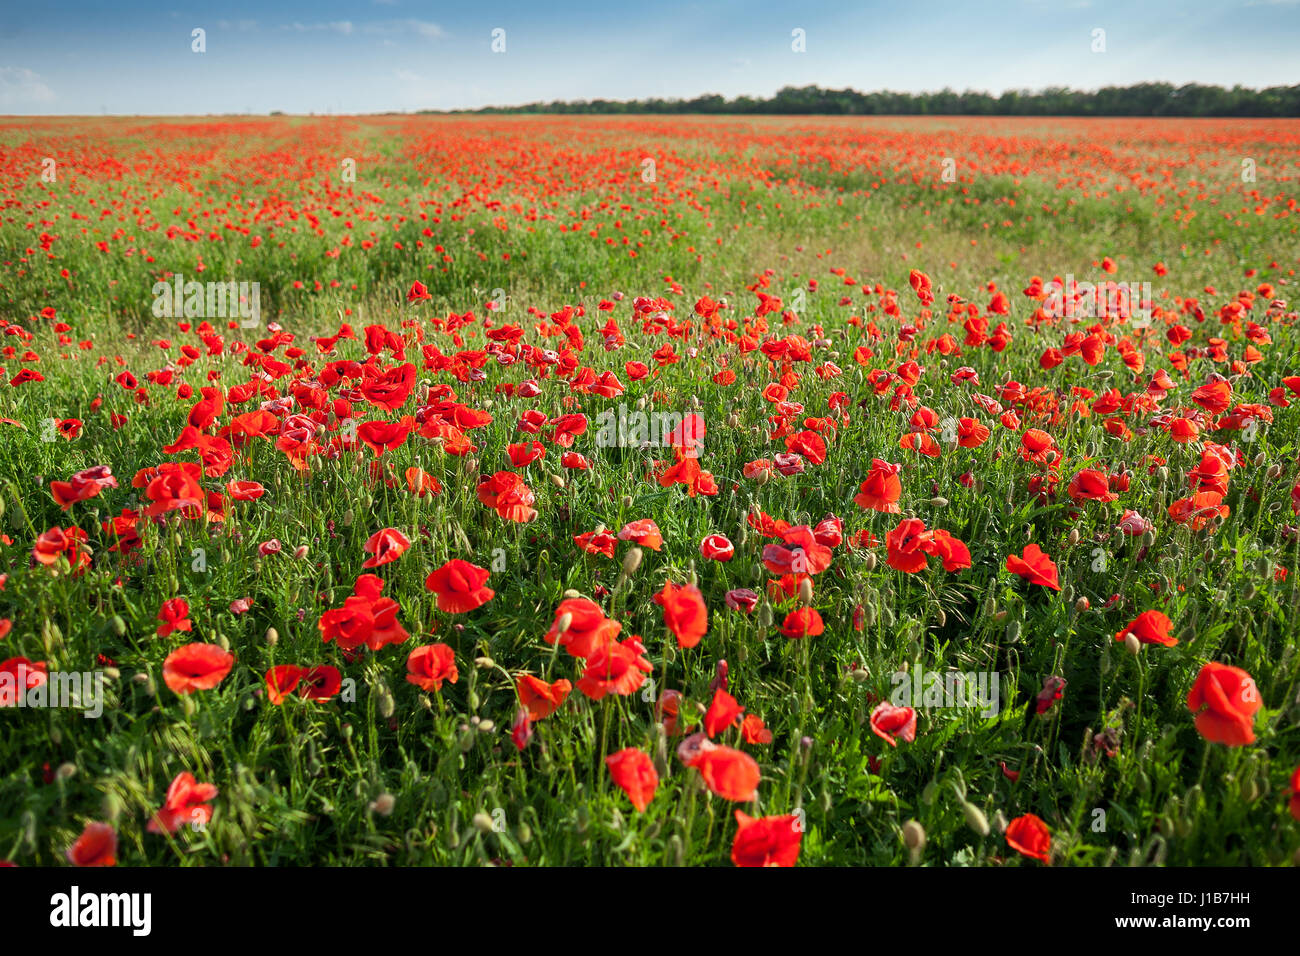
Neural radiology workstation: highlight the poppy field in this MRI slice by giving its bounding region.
[1,113,1299,867]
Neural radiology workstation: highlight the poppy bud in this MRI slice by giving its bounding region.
[623,547,643,576]
[56,761,76,781]
[103,666,120,680]
[798,577,814,605]
[756,601,774,629]
[621,495,634,508]
[111,615,126,637]
[1267,463,1283,481]
[1139,530,1155,548]
[555,611,573,634]
[562,588,582,600]
[929,496,949,508]
[993,610,1008,624]
[669,834,684,866]
[342,509,354,527]
[962,801,990,837]
[376,683,396,719]
[902,819,926,856]
[1253,451,1266,468]
[294,544,310,560]
[993,809,1007,833]
[1241,584,1257,601]
[551,473,566,490]
[371,793,396,816]
[265,627,278,646]
[1124,633,1141,655]
[474,656,495,669]
[1075,596,1090,612]
[217,633,230,652]
[850,667,871,683]
[863,552,877,571]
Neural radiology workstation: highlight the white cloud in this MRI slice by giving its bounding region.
[365,19,445,39]
[0,67,55,107]
[287,21,355,35]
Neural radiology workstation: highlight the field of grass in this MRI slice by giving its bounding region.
[1,114,1299,866]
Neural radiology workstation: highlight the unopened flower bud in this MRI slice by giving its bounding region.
[370,793,396,816]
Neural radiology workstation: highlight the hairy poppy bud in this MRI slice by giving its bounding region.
[902,819,926,855]
[798,576,814,606]
[863,552,877,571]
[370,793,396,816]
[622,547,643,576]
[265,627,279,646]
[1075,596,1090,612]
[962,801,990,837]
[555,612,573,634]
[1124,633,1141,655]
[1068,528,1081,546]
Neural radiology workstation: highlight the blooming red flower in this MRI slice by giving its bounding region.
[576,636,652,699]
[1115,610,1177,647]
[147,772,219,834]
[1005,544,1061,590]
[690,746,761,801]
[162,643,234,695]
[731,811,802,867]
[405,643,459,692]
[66,822,117,867]
[1006,813,1051,864]
[606,747,658,812]
[704,688,745,737]
[853,458,903,513]
[0,656,47,706]
[544,597,621,659]
[700,534,734,562]
[870,702,917,747]
[780,607,824,639]
[617,519,663,551]
[653,581,709,649]
[362,527,411,568]
[1186,662,1260,746]
[156,598,192,637]
[424,559,494,613]
[516,675,572,720]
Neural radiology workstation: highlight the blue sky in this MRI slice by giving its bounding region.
[1,0,1297,114]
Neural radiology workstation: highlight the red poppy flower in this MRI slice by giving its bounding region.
[653,581,709,649]
[690,746,761,801]
[1186,662,1260,746]
[1115,610,1177,647]
[605,747,658,812]
[405,643,459,692]
[870,702,917,747]
[1006,813,1051,864]
[162,643,234,695]
[66,822,117,867]
[700,534,734,562]
[617,519,663,551]
[424,559,494,613]
[265,665,306,704]
[147,772,219,834]
[732,811,802,867]
[780,607,824,639]
[362,527,411,568]
[516,675,572,720]
[544,597,621,659]
[1005,544,1061,590]
[704,688,745,737]
[226,479,266,501]
[576,636,652,700]
[156,598,192,637]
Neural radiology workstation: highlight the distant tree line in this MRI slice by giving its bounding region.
[445,83,1300,117]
